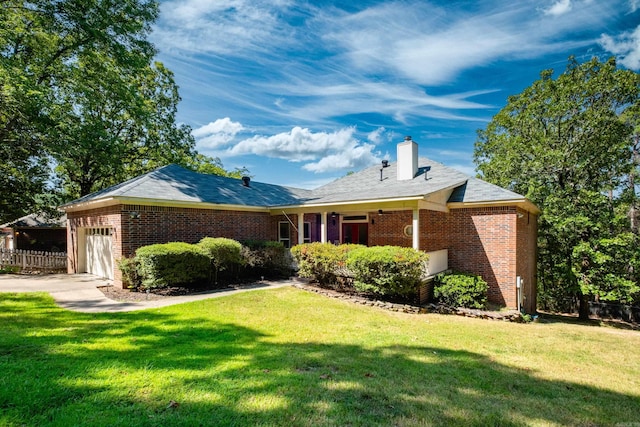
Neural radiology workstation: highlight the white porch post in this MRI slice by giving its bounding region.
[412,208,420,250]
[320,212,328,243]
[297,212,305,245]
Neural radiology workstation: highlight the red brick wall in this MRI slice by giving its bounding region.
[69,204,275,288]
[448,207,518,308]
[66,205,123,283]
[120,204,273,257]
[420,210,449,252]
[369,210,413,247]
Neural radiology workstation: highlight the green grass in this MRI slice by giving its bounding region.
[1,288,639,426]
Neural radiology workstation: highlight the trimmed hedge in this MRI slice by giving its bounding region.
[198,237,243,282]
[241,240,293,278]
[135,242,210,289]
[117,257,141,289]
[346,246,429,298]
[291,242,364,286]
[433,272,488,309]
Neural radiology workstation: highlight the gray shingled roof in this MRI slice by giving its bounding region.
[62,164,313,208]
[62,159,528,210]
[303,157,469,205]
[1,213,67,228]
[447,177,525,203]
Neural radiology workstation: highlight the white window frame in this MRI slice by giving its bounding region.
[278,221,291,248]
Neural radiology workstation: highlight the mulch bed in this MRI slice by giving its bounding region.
[97,280,268,303]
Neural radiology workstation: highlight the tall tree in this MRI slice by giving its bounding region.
[1,0,159,221]
[475,57,640,318]
[50,59,196,198]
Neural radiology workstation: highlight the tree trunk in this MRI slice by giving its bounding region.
[578,292,590,320]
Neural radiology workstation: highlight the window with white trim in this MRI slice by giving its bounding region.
[279,221,291,248]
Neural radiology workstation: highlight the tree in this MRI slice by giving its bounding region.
[0,0,159,221]
[474,57,640,318]
[50,59,197,198]
[185,153,250,179]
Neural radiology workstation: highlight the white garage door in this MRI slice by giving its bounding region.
[85,227,114,280]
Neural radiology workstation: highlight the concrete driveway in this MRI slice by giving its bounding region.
[0,273,292,313]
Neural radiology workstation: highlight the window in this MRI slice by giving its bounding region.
[279,221,290,248]
[303,222,311,243]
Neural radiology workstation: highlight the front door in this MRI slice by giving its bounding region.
[342,223,368,245]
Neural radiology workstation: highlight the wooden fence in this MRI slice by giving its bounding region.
[0,248,67,272]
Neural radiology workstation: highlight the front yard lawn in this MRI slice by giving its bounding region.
[1,287,639,426]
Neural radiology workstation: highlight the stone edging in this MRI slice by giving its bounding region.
[292,282,524,322]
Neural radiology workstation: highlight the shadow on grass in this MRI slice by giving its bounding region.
[537,311,639,331]
[1,292,639,426]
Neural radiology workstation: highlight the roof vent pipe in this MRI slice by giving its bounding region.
[241,176,251,187]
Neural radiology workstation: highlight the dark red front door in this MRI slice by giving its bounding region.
[342,223,368,245]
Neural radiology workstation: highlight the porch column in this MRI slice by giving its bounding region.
[297,212,305,245]
[412,208,420,250]
[320,212,327,243]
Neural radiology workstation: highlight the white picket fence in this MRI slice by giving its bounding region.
[0,248,67,271]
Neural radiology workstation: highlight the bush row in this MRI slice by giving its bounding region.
[291,243,429,299]
[118,238,293,290]
[291,242,488,307]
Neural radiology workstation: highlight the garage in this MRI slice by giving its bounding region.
[85,227,114,280]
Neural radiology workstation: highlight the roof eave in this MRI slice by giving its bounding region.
[61,196,270,213]
[447,199,541,214]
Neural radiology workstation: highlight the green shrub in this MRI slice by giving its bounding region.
[345,246,429,298]
[0,266,20,274]
[135,242,210,289]
[291,243,363,286]
[433,272,488,309]
[198,237,243,282]
[117,257,141,289]
[240,240,293,278]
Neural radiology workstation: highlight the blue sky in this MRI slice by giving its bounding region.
[150,0,640,189]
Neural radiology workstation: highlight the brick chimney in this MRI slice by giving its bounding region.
[397,136,418,180]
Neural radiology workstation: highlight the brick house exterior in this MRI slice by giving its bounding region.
[62,138,539,312]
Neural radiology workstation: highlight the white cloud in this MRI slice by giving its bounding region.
[600,25,640,70]
[225,126,381,173]
[367,127,387,144]
[303,143,381,173]
[192,117,244,148]
[229,126,355,160]
[152,0,293,55]
[320,1,611,86]
[544,0,572,16]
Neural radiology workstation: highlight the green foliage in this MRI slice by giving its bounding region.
[51,60,197,198]
[117,257,141,289]
[474,56,640,316]
[198,237,243,271]
[0,0,162,219]
[291,243,363,286]
[345,246,429,298]
[198,237,243,283]
[135,242,210,289]
[186,154,252,179]
[240,240,293,278]
[433,272,488,309]
[0,266,20,274]
[572,233,640,304]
